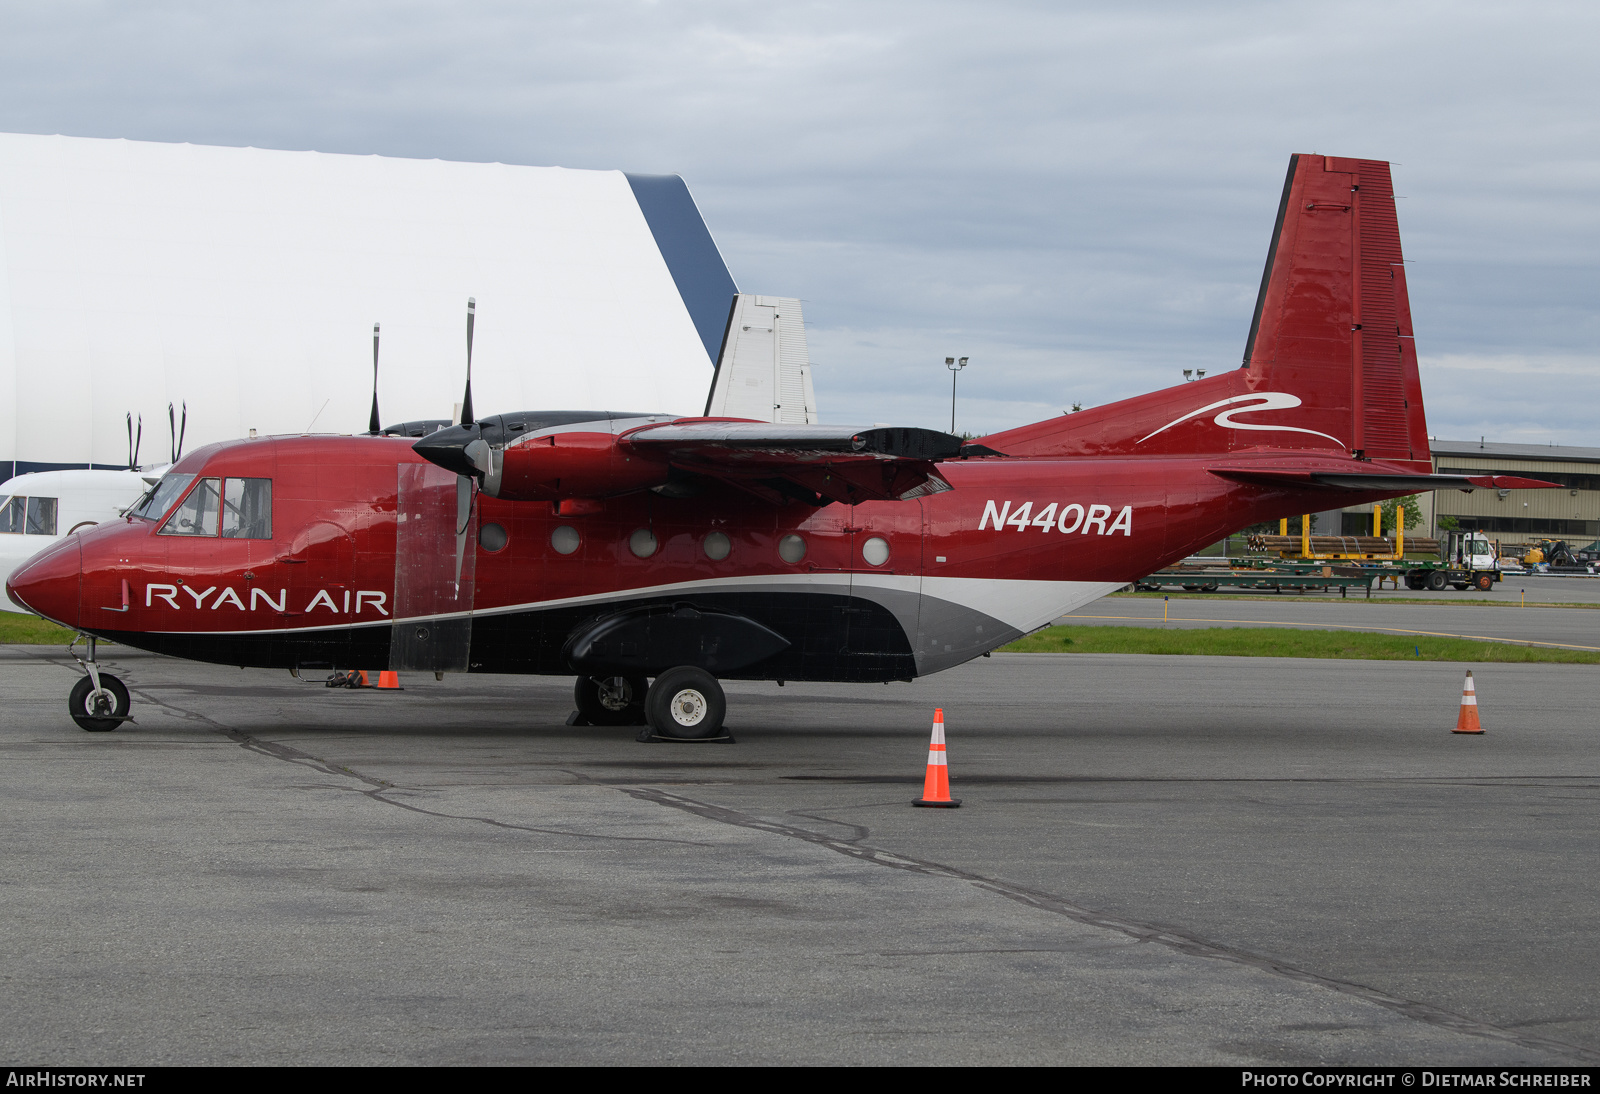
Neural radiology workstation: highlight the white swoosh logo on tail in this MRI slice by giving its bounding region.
[1136,392,1346,448]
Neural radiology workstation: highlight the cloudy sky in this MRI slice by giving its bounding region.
[2,0,1597,442]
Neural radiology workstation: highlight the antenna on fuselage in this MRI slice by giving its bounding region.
[126,413,141,471]
[460,298,475,427]
[368,323,382,435]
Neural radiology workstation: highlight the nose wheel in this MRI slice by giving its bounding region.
[66,634,132,732]
[68,673,130,732]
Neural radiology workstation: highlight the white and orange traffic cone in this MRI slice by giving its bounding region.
[913,708,961,808]
[376,671,401,690]
[1453,671,1483,734]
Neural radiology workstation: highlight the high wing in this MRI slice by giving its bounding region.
[414,415,971,506]
[618,421,964,505]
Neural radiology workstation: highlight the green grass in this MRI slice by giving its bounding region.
[1002,625,1600,663]
[1107,590,1600,609]
[0,614,80,644]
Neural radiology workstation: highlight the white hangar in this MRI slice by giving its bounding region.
[0,132,815,479]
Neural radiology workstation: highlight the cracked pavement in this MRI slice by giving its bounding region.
[2,645,1597,1065]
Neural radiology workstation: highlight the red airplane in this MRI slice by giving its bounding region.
[9,154,1554,739]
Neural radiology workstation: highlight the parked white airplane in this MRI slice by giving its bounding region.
[0,468,157,613]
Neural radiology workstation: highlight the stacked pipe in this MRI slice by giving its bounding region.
[1245,534,1440,555]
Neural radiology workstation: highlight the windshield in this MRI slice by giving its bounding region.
[131,473,195,521]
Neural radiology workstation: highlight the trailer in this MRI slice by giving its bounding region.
[1135,561,1380,597]
[1245,507,1503,593]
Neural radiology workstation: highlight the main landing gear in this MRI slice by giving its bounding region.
[643,667,727,741]
[570,668,729,740]
[67,635,131,732]
[571,674,648,726]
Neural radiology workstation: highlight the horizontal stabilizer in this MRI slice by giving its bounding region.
[1209,466,1557,493]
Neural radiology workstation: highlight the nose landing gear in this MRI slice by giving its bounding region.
[67,635,131,732]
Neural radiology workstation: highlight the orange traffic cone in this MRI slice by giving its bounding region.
[376,671,401,690]
[913,708,961,808]
[1453,670,1483,734]
[356,670,371,688]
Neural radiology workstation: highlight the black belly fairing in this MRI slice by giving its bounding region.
[90,591,918,683]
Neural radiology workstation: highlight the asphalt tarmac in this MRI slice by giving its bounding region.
[1158,571,1600,605]
[1061,596,1600,650]
[3,643,1598,1066]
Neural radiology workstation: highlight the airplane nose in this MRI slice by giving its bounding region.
[6,537,82,627]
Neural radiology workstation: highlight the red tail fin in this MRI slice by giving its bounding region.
[987,155,1431,471]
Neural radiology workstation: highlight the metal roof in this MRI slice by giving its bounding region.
[1431,439,1600,465]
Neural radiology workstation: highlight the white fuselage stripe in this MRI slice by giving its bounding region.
[133,572,1124,637]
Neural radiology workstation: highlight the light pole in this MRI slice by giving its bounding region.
[946,356,968,433]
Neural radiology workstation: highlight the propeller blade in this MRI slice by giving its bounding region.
[126,413,134,471]
[368,322,382,435]
[168,403,175,463]
[454,476,473,589]
[176,401,187,462]
[460,297,475,426]
[134,415,142,470]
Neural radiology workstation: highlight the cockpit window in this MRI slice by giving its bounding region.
[221,478,272,539]
[158,476,272,539]
[133,473,195,522]
[160,478,222,537]
[0,496,20,534]
[25,497,57,536]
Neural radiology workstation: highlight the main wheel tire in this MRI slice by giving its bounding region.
[574,675,648,726]
[1404,574,1422,590]
[1426,570,1448,591]
[68,673,129,732]
[1452,583,1470,591]
[644,667,726,740]
[1476,573,1494,591]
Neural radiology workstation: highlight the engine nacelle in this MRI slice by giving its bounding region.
[485,432,670,501]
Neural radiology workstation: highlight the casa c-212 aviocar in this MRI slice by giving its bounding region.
[7,154,1554,738]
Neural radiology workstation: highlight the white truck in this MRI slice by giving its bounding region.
[1401,531,1502,592]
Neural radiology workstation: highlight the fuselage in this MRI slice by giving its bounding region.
[7,431,1384,681]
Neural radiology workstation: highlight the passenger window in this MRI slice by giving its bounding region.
[160,478,222,537]
[221,478,272,539]
[25,497,57,536]
[0,496,21,534]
